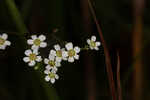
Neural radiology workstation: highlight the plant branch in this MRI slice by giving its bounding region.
[117,51,122,100]
[5,0,28,34]
[87,0,117,100]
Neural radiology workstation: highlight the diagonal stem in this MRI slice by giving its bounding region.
[87,0,117,100]
[117,51,122,100]
[5,0,28,34]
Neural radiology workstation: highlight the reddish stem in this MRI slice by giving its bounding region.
[87,0,117,100]
[117,51,122,100]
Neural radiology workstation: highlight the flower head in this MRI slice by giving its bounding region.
[44,53,61,71]
[87,35,101,50]
[23,49,42,66]
[65,42,80,63]
[0,33,11,50]
[44,70,59,84]
[50,44,68,62]
[27,34,47,50]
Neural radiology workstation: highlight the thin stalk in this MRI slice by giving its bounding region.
[5,0,28,34]
[117,51,122,100]
[132,0,144,99]
[87,0,117,100]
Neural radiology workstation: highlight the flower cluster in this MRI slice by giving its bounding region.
[0,33,101,84]
[43,43,81,83]
[23,35,47,66]
[23,35,101,84]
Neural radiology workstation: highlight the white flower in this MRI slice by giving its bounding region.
[23,49,42,66]
[0,33,11,50]
[44,70,59,84]
[65,42,80,63]
[50,44,68,62]
[27,34,47,50]
[44,54,61,72]
[87,35,101,50]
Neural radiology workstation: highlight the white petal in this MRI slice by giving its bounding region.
[65,42,73,50]
[55,74,59,79]
[50,78,55,84]
[31,35,37,40]
[90,47,94,50]
[31,45,39,50]
[51,70,57,73]
[45,76,50,82]
[44,58,49,64]
[39,35,46,41]
[49,54,55,60]
[74,47,80,53]
[74,54,79,60]
[68,57,74,63]
[94,47,99,51]
[62,57,67,61]
[87,39,90,45]
[56,57,62,62]
[27,39,33,45]
[40,42,47,48]
[25,49,32,56]
[96,42,101,46]
[44,69,50,74]
[2,33,8,40]
[0,45,6,50]
[36,56,42,62]
[62,51,68,57]
[61,48,65,51]
[51,67,58,72]
[33,49,38,55]
[54,44,60,50]
[5,41,11,46]
[55,61,61,67]
[28,61,36,66]
[50,50,56,56]
[23,57,30,62]
[91,36,96,41]
[45,65,51,70]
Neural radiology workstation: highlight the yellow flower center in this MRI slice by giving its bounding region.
[29,53,37,61]
[0,38,5,45]
[48,73,55,78]
[33,39,41,46]
[68,49,75,57]
[56,50,62,57]
[90,41,96,48]
[48,60,55,67]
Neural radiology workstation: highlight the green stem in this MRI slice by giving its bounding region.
[5,0,28,34]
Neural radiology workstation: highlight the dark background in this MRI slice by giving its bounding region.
[0,0,150,100]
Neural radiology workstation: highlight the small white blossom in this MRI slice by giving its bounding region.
[87,35,101,50]
[0,33,11,50]
[27,34,47,50]
[44,70,59,84]
[50,44,68,62]
[23,49,42,66]
[65,42,80,63]
[44,53,61,72]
